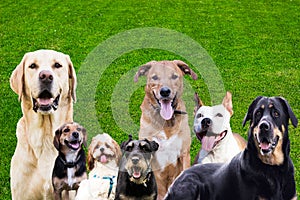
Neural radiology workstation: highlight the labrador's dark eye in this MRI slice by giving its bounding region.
[54,62,62,68]
[29,63,37,69]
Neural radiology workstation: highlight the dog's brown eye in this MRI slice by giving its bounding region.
[171,74,178,80]
[63,128,70,133]
[29,63,37,69]
[77,128,81,131]
[273,110,280,118]
[152,75,158,80]
[196,113,203,118]
[255,111,262,118]
[54,62,62,68]
[216,113,223,117]
[105,143,110,148]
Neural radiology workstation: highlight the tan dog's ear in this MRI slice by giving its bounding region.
[173,60,198,80]
[112,138,122,165]
[66,55,77,102]
[53,127,62,150]
[134,61,156,82]
[87,136,97,170]
[194,93,204,116]
[10,53,27,101]
[222,91,233,117]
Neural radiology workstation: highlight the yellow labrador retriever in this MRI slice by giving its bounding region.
[134,60,197,200]
[10,49,77,200]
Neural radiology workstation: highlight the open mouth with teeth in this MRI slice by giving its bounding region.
[32,90,60,112]
[153,92,176,120]
[131,166,143,179]
[255,134,279,155]
[196,130,227,152]
[65,139,81,150]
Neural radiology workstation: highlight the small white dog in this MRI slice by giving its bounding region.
[75,133,121,200]
[193,92,246,164]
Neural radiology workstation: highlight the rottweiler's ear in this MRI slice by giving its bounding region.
[194,93,203,116]
[173,60,198,80]
[150,140,159,152]
[134,61,156,82]
[277,97,298,128]
[242,96,264,127]
[120,134,133,150]
[53,128,62,151]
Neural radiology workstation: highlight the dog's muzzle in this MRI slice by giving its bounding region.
[65,132,81,150]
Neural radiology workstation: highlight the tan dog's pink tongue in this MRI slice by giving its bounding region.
[100,155,107,163]
[160,100,174,120]
[201,136,217,151]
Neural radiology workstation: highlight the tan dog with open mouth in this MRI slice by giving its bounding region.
[75,133,122,200]
[52,122,87,200]
[10,49,77,200]
[134,60,198,199]
[193,92,246,164]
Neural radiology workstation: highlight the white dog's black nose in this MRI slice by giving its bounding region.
[201,118,212,128]
[160,87,171,98]
[39,70,53,84]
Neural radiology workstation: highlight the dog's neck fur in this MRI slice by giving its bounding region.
[89,161,119,179]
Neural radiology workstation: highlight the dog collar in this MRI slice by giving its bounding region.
[59,154,81,168]
[102,176,116,198]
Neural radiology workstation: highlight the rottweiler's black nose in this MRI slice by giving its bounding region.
[259,121,270,131]
[201,118,212,128]
[160,87,171,97]
[72,132,79,138]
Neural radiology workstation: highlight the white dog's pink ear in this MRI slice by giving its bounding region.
[222,91,233,116]
[194,93,204,116]
[66,55,77,102]
[10,53,27,101]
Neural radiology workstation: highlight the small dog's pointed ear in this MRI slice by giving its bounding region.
[120,134,133,150]
[277,97,298,128]
[242,96,264,127]
[222,91,233,116]
[134,61,155,82]
[150,140,159,152]
[173,60,198,80]
[194,93,203,116]
[53,128,62,151]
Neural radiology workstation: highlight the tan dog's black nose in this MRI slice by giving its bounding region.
[39,70,53,83]
[72,131,79,138]
[160,87,171,97]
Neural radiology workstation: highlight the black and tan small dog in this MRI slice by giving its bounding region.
[115,135,159,200]
[52,122,88,200]
[165,96,298,200]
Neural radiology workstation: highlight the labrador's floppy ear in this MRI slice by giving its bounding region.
[66,54,77,102]
[134,61,156,82]
[10,53,28,101]
[173,60,198,80]
[277,97,298,128]
[242,96,264,127]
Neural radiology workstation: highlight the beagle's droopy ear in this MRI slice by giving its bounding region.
[134,61,156,82]
[222,91,233,117]
[66,55,77,102]
[10,53,28,101]
[53,127,62,151]
[173,60,198,80]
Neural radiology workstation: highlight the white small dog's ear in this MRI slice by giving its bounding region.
[66,54,77,102]
[194,93,203,116]
[222,91,233,116]
[10,53,28,101]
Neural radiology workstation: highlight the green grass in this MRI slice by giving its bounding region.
[1,0,300,199]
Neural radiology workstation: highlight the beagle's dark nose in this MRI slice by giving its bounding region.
[201,118,212,128]
[160,87,171,98]
[72,132,79,138]
[39,70,53,83]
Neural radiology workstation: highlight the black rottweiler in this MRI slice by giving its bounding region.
[115,135,159,200]
[164,96,298,200]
